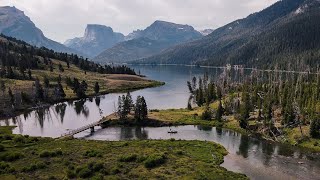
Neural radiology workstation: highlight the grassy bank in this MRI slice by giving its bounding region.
[0,126,247,179]
[147,107,320,152]
[0,59,164,119]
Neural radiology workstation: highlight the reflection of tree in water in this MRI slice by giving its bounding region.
[261,142,275,165]
[55,103,67,123]
[120,127,134,140]
[95,97,101,107]
[197,125,213,131]
[35,107,51,128]
[237,135,250,158]
[216,127,223,135]
[74,100,89,118]
[23,111,31,120]
[135,127,148,140]
[277,144,294,157]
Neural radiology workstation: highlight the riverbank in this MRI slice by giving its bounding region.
[0,126,247,179]
[0,59,164,119]
[101,102,320,153]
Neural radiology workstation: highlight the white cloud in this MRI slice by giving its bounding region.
[0,0,278,43]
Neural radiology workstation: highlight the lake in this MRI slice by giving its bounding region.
[1,65,319,180]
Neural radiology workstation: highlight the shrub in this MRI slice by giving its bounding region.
[22,162,46,172]
[13,135,25,143]
[84,150,102,157]
[118,154,137,162]
[39,149,63,158]
[66,169,76,179]
[78,167,92,178]
[0,152,24,161]
[201,106,213,120]
[75,162,104,178]
[0,162,15,174]
[144,154,166,168]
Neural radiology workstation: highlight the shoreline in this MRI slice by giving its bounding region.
[100,110,320,154]
[0,80,165,120]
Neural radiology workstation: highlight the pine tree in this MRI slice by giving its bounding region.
[216,100,223,122]
[35,78,44,101]
[310,118,320,139]
[8,87,14,106]
[94,82,100,94]
[44,76,50,88]
[0,80,5,95]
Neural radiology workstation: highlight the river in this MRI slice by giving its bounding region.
[0,65,319,180]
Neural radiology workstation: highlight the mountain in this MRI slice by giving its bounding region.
[0,6,82,55]
[64,24,124,58]
[94,20,203,63]
[199,29,214,36]
[138,0,320,70]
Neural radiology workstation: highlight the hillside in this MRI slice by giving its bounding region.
[64,24,125,58]
[94,20,203,63]
[0,6,82,56]
[137,0,320,71]
[0,34,162,118]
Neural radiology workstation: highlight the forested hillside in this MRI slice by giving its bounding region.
[0,34,160,118]
[137,0,320,71]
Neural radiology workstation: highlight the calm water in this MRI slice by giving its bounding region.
[1,65,319,180]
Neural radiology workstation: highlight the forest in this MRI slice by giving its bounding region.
[188,67,320,142]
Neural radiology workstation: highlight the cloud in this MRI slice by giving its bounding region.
[0,0,278,43]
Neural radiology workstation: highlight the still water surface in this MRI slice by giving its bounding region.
[0,65,319,180]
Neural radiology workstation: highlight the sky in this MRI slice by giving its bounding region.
[0,0,278,43]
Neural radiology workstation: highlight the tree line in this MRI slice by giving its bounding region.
[188,68,320,139]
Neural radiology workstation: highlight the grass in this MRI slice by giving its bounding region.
[0,126,247,179]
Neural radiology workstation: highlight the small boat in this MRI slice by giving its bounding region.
[168,128,178,134]
[168,130,178,134]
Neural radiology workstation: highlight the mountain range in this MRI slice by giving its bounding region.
[0,6,82,56]
[64,24,124,58]
[136,0,320,70]
[94,20,203,63]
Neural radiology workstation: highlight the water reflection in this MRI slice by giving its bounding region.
[85,125,320,180]
[74,100,89,117]
[55,103,67,123]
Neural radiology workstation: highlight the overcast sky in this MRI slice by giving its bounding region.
[0,0,278,43]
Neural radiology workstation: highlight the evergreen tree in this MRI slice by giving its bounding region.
[94,82,100,94]
[216,100,223,122]
[58,63,64,72]
[35,78,44,101]
[239,91,250,129]
[28,69,32,79]
[310,118,320,139]
[44,76,50,88]
[0,80,5,95]
[8,87,14,106]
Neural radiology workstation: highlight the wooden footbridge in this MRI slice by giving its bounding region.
[59,117,111,138]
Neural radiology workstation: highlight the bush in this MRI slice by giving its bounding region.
[78,167,92,178]
[66,169,76,178]
[75,162,104,178]
[118,154,137,162]
[144,154,166,168]
[201,106,213,120]
[310,119,320,139]
[22,162,46,172]
[13,135,25,143]
[0,162,15,174]
[0,152,24,161]
[84,150,102,157]
[39,149,63,158]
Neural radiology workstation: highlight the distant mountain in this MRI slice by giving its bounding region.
[199,29,214,36]
[138,0,320,70]
[94,20,203,63]
[0,6,82,55]
[64,24,124,58]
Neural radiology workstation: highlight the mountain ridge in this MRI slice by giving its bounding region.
[64,24,125,58]
[94,20,203,63]
[0,6,83,56]
[136,0,320,70]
